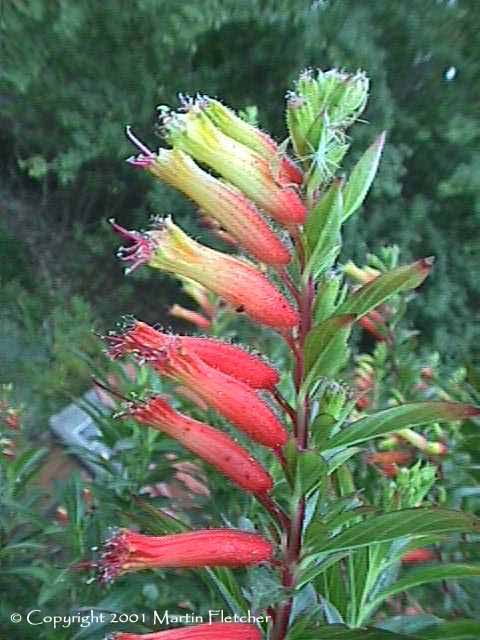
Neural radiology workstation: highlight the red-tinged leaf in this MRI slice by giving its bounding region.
[328,402,480,449]
[337,258,434,318]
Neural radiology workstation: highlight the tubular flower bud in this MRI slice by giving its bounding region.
[202,96,303,186]
[178,276,215,318]
[287,68,369,160]
[129,147,291,265]
[106,320,279,391]
[174,471,210,497]
[111,218,299,330]
[157,101,306,225]
[358,311,390,342]
[200,214,239,247]
[169,304,212,331]
[398,428,448,456]
[343,260,380,284]
[365,451,412,466]
[131,341,287,449]
[98,529,273,582]
[124,395,273,494]
[112,622,262,640]
[378,463,400,478]
[401,548,436,565]
[174,385,210,411]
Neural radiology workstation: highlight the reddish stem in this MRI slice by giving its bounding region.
[277,268,302,306]
[257,493,291,532]
[272,272,315,640]
[273,387,297,429]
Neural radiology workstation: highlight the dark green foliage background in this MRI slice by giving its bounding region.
[1,0,479,417]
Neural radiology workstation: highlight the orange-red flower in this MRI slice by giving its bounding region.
[178,277,215,319]
[99,529,273,582]
[111,337,287,449]
[401,548,436,565]
[111,218,299,330]
[123,395,273,494]
[112,623,262,639]
[364,451,412,466]
[157,100,306,225]
[358,311,390,342]
[106,320,279,391]
[169,304,212,331]
[128,145,291,265]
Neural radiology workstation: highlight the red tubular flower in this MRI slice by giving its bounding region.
[178,277,215,318]
[123,340,287,449]
[169,304,212,331]
[107,320,279,391]
[111,218,299,330]
[174,386,210,411]
[112,622,262,639]
[358,311,390,342]
[128,145,291,266]
[124,395,273,494]
[99,529,273,582]
[378,462,400,478]
[364,451,412,466]
[401,548,436,565]
[157,101,306,225]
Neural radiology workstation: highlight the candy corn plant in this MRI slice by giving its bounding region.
[94,70,480,639]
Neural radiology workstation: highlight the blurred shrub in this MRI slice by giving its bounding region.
[1,0,479,419]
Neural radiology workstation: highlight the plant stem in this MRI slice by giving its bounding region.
[272,269,315,640]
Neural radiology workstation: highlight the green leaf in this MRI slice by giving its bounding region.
[368,564,480,612]
[337,259,433,318]
[315,508,480,554]
[328,402,479,449]
[296,449,328,496]
[291,623,421,639]
[303,314,354,389]
[418,620,480,640]
[297,551,350,590]
[205,567,249,618]
[343,132,385,221]
[324,446,363,474]
[304,180,343,276]
[10,447,49,486]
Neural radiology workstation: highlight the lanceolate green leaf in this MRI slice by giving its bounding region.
[343,132,386,221]
[304,179,343,271]
[293,624,421,639]
[304,314,354,389]
[418,620,480,639]
[314,508,480,554]
[368,564,480,613]
[337,259,433,318]
[328,402,479,449]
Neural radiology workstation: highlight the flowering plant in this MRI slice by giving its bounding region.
[91,69,480,639]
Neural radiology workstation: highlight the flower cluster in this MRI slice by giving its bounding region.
[98,99,305,625]
[94,69,480,640]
